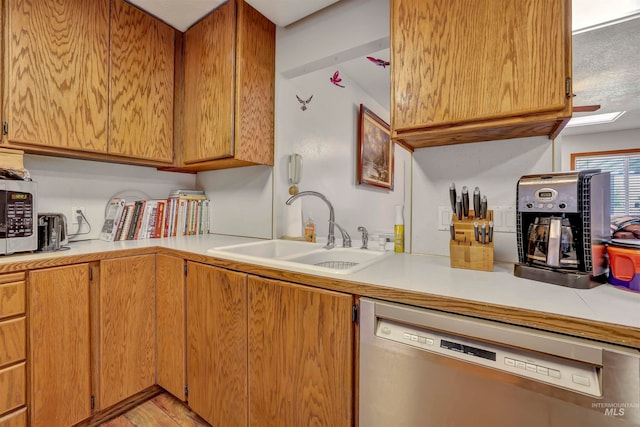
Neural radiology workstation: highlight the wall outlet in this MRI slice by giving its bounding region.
[378,232,394,243]
[71,207,85,225]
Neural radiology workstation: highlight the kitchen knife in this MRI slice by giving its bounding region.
[480,195,488,220]
[488,221,494,243]
[462,186,469,218]
[474,222,479,242]
[473,187,481,218]
[481,222,487,245]
[450,221,455,241]
[455,195,463,221]
[449,183,457,213]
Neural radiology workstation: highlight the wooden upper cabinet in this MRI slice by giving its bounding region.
[109,0,174,163]
[178,0,275,171]
[4,0,174,166]
[182,1,235,163]
[391,0,572,148]
[6,0,110,153]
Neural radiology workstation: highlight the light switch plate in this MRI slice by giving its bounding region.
[438,206,453,231]
[492,206,516,233]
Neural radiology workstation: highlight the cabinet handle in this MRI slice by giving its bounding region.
[565,77,572,99]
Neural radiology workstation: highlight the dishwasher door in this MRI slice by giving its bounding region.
[359,298,640,427]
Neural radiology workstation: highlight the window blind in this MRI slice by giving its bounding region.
[575,153,640,217]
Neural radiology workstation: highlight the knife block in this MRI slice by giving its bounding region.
[449,210,494,272]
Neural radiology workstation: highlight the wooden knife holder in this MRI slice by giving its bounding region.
[449,210,494,272]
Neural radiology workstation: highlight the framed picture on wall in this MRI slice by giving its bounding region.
[357,104,394,190]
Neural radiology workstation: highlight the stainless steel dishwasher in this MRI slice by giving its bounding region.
[359,298,640,427]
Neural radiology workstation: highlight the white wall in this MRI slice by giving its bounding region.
[273,67,411,247]
[277,0,389,78]
[196,166,273,239]
[25,154,195,240]
[556,128,640,170]
[412,137,553,262]
[193,0,402,245]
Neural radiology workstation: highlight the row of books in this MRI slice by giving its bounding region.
[100,190,211,242]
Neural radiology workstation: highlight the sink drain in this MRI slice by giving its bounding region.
[314,261,359,270]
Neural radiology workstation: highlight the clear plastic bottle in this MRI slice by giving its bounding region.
[304,217,316,242]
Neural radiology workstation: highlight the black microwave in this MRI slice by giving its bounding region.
[0,180,37,255]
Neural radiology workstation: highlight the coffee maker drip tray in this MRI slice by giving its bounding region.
[514,263,606,289]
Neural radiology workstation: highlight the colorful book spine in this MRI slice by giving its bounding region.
[119,203,136,241]
[127,201,143,240]
[154,200,166,238]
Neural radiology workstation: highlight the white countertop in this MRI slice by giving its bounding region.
[4,234,640,330]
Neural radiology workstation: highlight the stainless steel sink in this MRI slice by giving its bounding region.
[207,239,392,275]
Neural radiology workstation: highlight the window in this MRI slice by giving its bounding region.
[572,149,640,217]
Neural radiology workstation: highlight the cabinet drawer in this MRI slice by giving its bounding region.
[0,318,25,368]
[0,363,26,415]
[0,276,25,319]
[0,407,26,427]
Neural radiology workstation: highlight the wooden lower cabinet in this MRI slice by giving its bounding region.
[0,274,26,319]
[29,264,92,427]
[156,254,187,401]
[97,255,156,410]
[247,276,355,427]
[0,407,26,427]
[182,264,355,427]
[186,262,247,427]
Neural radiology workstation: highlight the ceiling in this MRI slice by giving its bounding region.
[127,0,341,30]
[562,16,640,136]
[127,0,639,137]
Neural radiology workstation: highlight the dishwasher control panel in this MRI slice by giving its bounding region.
[376,319,602,397]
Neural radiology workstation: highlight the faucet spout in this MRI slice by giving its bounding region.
[286,191,335,249]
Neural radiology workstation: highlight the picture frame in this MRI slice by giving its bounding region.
[357,104,394,190]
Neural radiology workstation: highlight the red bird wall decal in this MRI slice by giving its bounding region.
[330,70,345,88]
[367,56,390,68]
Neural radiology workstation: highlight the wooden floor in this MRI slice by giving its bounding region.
[99,393,210,427]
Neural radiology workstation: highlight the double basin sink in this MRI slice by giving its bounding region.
[207,239,392,275]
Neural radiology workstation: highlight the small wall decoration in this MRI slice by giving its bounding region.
[330,70,345,88]
[296,95,313,111]
[357,104,393,190]
[366,56,390,68]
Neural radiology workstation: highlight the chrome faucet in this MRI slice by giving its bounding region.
[329,220,351,247]
[357,226,368,249]
[286,191,336,249]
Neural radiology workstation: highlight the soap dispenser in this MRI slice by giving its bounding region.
[304,217,316,242]
[394,205,404,253]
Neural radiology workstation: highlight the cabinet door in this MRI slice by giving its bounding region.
[248,276,354,427]
[233,0,275,166]
[182,1,236,163]
[392,0,570,131]
[98,255,155,409]
[29,264,92,427]
[187,262,247,426]
[109,0,174,162]
[7,0,109,153]
[156,254,186,401]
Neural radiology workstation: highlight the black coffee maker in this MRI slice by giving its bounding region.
[514,170,610,288]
